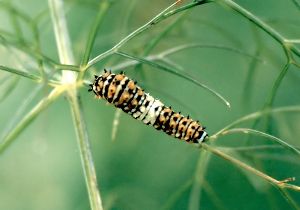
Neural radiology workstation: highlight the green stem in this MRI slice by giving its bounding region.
[188,150,211,210]
[0,65,41,82]
[0,65,61,87]
[68,91,103,210]
[158,0,211,22]
[54,64,81,72]
[133,13,187,75]
[110,44,263,72]
[220,145,300,152]
[86,0,209,69]
[216,0,300,57]
[143,13,186,56]
[49,0,76,83]
[221,128,300,156]
[264,62,290,108]
[8,5,25,44]
[79,1,110,79]
[201,143,300,192]
[115,51,230,108]
[31,21,47,80]
[0,88,64,154]
[159,43,263,61]
[290,0,300,10]
[49,0,103,209]
[0,34,61,68]
[213,106,300,137]
[162,179,193,210]
[278,188,300,210]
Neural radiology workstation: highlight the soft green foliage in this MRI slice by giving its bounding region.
[0,0,300,210]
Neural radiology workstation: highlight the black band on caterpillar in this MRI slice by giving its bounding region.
[89,70,208,144]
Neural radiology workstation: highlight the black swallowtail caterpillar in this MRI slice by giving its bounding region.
[88,70,208,144]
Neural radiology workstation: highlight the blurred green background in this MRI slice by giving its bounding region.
[0,0,300,209]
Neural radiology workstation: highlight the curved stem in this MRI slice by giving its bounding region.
[216,0,300,57]
[115,51,230,108]
[220,128,300,156]
[264,62,290,108]
[201,143,300,192]
[86,0,210,69]
[213,106,300,137]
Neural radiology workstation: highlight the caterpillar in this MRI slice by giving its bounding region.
[88,70,208,144]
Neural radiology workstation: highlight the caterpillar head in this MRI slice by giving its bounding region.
[88,75,103,98]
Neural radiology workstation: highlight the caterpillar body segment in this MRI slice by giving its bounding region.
[89,70,208,144]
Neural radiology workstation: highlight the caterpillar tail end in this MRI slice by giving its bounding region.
[198,131,208,143]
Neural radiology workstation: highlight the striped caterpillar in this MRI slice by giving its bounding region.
[88,70,208,144]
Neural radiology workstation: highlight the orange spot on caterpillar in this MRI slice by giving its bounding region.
[89,71,208,144]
